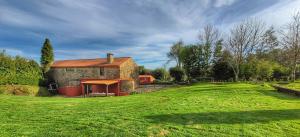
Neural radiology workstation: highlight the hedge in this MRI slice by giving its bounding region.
[0,51,42,86]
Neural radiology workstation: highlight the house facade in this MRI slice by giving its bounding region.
[49,53,139,97]
[139,75,155,84]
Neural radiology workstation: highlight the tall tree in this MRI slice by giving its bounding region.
[40,38,54,75]
[280,12,300,81]
[181,45,202,81]
[213,40,223,63]
[257,26,279,59]
[199,24,221,48]
[167,40,184,68]
[226,19,265,81]
[199,24,221,76]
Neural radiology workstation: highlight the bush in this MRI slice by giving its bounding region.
[169,67,185,82]
[151,68,170,81]
[0,51,42,86]
[212,61,234,81]
[0,85,50,96]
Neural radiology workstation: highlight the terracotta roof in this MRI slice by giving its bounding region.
[51,57,131,68]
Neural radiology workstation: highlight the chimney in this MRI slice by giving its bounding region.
[107,53,114,64]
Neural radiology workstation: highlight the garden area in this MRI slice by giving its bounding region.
[0,83,299,136]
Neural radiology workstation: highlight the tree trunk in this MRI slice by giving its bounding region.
[234,73,239,82]
[292,64,297,82]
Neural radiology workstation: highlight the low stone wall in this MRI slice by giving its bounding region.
[272,85,300,97]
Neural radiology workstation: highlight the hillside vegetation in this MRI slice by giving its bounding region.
[0,83,299,136]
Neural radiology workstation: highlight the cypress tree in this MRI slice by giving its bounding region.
[40,38,54,75]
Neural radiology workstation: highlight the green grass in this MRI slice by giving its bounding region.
[284,81,300,91]
[0,83,299,137]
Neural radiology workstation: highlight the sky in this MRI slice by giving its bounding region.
[0,0,299,69]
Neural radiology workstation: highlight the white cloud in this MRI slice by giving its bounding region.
[0,0,297,68]
[251,0,300,27]
[214,0,236,7]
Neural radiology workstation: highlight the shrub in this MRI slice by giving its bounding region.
[0,51,42,86]
[169,67,185,82]
[212,61,234,81]
[0,85,50,96]
[151,68,170,81]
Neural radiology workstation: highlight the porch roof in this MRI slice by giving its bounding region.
[81,80,119,85]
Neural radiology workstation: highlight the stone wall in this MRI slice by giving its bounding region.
[49,67,120,87]
[120,58,139,88]
[120,80,135,92]
[50,58,139,92]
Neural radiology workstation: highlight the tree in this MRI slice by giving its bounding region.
[213,40,223,63]
[280,12,300,81]
[167,40,184,68]
[212,50,234,81]
[181,45,202,81]
[257,26,279,59]
[226,19,265,81]
[138,66,151,75]
[199,24,221,76]
[151,68,169,81]
[169,67,185,82]
[199,24,221,49]
[40,38,54,75]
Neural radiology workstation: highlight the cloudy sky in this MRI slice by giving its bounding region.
[0,0,299,68]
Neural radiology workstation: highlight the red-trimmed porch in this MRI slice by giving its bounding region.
[80,79,121,97]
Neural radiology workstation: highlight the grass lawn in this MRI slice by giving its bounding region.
[284,81,300,91]
[0,83,299,137]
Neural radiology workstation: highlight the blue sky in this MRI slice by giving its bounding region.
[0,0,299,68]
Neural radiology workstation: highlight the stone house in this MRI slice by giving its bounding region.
[49,53,139,97]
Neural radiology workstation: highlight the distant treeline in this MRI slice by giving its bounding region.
[0,51,42,85]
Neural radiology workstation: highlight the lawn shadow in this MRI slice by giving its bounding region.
[145,109,300,125]
[258,88,299,100]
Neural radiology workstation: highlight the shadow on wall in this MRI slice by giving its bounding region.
[145,109,300,125]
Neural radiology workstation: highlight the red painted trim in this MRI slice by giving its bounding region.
[58,86,82,97]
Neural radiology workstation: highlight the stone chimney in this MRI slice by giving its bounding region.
[107,53,114,64]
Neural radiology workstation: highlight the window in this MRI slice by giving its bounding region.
[99,67,104,76]
[65,68,76,72]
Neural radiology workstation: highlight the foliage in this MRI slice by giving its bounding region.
[226,19,265,81]
[40,38,54,75]
[151,68,169,81]
[169,67,185,82]
[280,12,300,81]
[0,85,49,96]
[257,26,279,56]
[0,51,42,85]
[255,60,274,80]
[0,83,299,136]
[212,60,234,81]
[181,45,202,81]
[167,40,184,68]
[138,66,151,75]
[212,40,223,63]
